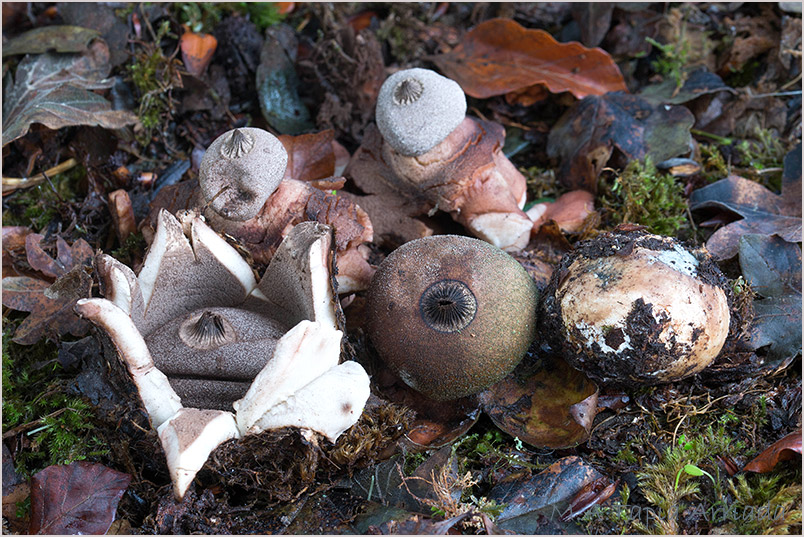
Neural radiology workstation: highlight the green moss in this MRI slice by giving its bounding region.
[736,127,788,192]
[646,36,690,90]
[128,20,181,147]
[699,144,730,183]
[2,166,84,230]
[2,321,109,477]
[600,157,688,236]
[722,472,803,535]
[520,166,560,209]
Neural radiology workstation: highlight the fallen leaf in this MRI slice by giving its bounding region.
[489,456,603,534]
[2,267,93,344]
[571,3,614,47]
[25,234,93,280]
[180,29,217,77]
[277,129,337,182]
[2,40,138,145]
[257,25,313,134]
[739,234,801,299]
[479,354,599,449]
[429,18,627,99]
[689,144,802,260]
[561,477,618,521]
[2,226,33,277]
[547,92,694,191]
[742,431,802,473]
[2,25,100,57]
[639,68,735,105]
[29,461,131,535]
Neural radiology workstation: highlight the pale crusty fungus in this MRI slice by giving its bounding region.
[540,229,731,386]
[76,211,370,500]
[198,127,288,221]
[347,68,533,251]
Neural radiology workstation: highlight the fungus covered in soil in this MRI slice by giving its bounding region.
[365,234,539,401]
[540,228,731,386]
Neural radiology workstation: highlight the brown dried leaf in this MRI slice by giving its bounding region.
[2,266,92,344]
[29,461,131,535]
[742,431,802,473]
[479,355,598,449]
[429,18,627,99]
[690,144,802,260]
[277,129,337,183]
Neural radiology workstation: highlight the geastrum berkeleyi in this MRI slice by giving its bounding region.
[75,209,370,499]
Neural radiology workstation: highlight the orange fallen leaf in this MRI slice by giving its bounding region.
[180,29,217,77]
[742,431,802,473]
[276,2,295,15]
[277,129,337,183]
[429,18,627,99]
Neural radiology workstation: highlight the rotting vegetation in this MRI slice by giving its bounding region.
[2,2,801,535]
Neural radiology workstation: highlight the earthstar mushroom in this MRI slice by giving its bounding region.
[540,229,731,386]
[76,210,370,499]
[365,234,539,400]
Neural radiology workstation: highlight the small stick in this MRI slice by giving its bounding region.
[2,158,78,193]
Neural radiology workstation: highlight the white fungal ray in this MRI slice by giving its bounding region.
[76,211,371,500]
[157,409,240,499]
[234,320,347,436]
[74,298,182,428]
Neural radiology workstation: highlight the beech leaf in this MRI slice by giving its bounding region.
[742,431,803,473]
[29,461,131,535]
[547,92,694,191]
[277,129,337,182]
[479,355,598,449]
[429,18,627,99]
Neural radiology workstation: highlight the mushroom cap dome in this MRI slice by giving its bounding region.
[366,234,538,400]
[375,68,467,157]
[541,230,731,385]
[199,127,288,221]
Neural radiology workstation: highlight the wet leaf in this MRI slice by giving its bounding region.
[277,129,337,182]
[2,266,92,345]
[489,456,603,534]
[2,25,100,57]
[479,355,599,449]
[561,477,618,521]
[742,431,802,473]
[739,234,801,298]
[639,68,735,105]
[547,92,694,191]
[180,30,217,78]
[571,3,614,47]
[429,18,627,99]
[257,25,313,134]
[2,40,138,145]
[29,461,131,535]
[749,295,801,371]
[25,234,93,280]
[690,144,802,260]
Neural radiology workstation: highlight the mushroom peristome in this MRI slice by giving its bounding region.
[76,210,370,499]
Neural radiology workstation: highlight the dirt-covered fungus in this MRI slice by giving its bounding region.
[375,68,466,157]
[540,229,731,386]
[365,235,539,400]
[198,127,288,221]
[76,211,370,499]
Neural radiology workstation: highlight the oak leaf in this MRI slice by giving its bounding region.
[429,18,627,100]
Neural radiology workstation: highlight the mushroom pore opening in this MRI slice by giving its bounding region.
[419,279,477,333]
[393,78,424,106]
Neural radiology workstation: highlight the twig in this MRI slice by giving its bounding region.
[2,158,78,194]
[2,407,70,439]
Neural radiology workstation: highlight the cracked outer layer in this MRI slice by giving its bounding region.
[540,229,731,386]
